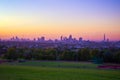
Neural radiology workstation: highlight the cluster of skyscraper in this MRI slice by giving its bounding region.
[8,35,83,43]
[0,34,120,49]
[6,34,111,43]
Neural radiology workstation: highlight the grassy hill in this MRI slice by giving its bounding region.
[0,61,120,80]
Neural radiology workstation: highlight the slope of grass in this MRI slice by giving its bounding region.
[0,61,120,80]
[5,61,98,69]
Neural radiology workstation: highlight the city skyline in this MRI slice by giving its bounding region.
[0,34,112,42]
[0,0,120,41]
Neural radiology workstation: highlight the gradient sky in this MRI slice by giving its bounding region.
[0,0,120,41]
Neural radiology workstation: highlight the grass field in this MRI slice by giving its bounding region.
[0,61,120,80]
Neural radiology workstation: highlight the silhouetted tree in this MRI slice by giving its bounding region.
[4,47,17,60]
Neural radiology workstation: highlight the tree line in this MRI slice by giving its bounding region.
[0,46,120,63]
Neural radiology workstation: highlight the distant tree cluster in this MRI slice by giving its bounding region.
[0,46,120,63]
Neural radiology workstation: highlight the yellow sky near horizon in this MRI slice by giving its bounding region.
[0,11,120,41]
[0,0,120,41]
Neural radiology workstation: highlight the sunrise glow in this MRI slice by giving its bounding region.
[0,0,120,41]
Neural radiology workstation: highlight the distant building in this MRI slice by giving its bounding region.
[33,38,36,41]
[107,38,109,42]
[60,36,63,41]
[41,36,45,41]
[104,34,106,41]
[69,35,72,40]
[37,36,45,42]
[79,37,83,41]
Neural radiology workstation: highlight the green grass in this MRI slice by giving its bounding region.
[0,61,120,80]
[6,61,98,69]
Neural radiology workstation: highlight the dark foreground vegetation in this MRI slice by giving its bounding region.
[0,45,120,63]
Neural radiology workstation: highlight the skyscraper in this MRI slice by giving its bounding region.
[104,34,106,41]
[69,35,72,40]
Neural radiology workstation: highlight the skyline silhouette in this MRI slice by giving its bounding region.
[0,34,115,42]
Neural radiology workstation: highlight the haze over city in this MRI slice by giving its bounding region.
[0,1,120,80]
[0,0,120,41]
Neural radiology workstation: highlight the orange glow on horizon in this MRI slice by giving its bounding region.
[0,0,120,41]
[0,19,120,41]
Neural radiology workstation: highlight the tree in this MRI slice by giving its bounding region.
[78,48,90,61]
[114,51,120,63]
[61,49,75,61]
[90,49,99,59]
[4,47,17,60]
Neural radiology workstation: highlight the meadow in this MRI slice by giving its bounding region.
[0,61,120,80]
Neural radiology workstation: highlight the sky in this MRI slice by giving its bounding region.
[0,0,120,41]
